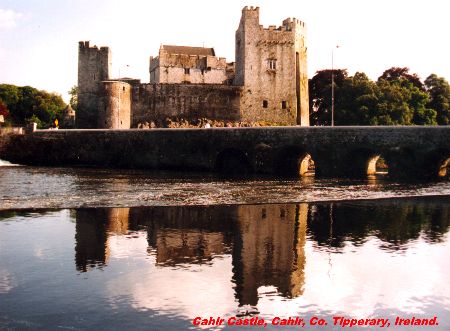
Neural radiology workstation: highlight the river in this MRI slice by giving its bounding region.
[0,164,449,330]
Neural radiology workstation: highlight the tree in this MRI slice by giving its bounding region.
[372,78,435,125]
[378,67,425,91]
[424,74,450,125]
[0,84,66,128]
[68,85,78,111]
[335,72,378,125]
[309,68,439,126]
[309,69,348,126]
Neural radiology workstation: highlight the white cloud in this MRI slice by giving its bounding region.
[0,8,23,29]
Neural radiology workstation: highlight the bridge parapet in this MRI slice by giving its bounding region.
[0,126,449,179]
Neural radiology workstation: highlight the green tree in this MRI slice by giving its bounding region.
[374,77,436,125]
[309,68,439,126]
[373,78,414,125]
[378,67,424,91]
[335,72,378,125]
[309,69,348,126]
[0,84,66,128]
[68,85,78,111]
[424,74,450,125]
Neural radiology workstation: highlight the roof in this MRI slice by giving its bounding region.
[64,104,74,112]
[63,104,75,116]
[161,45,215,56]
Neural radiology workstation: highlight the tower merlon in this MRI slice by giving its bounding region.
[79,41,90,49]
[241,6,260,21]
[243,6,259,11]
[282,18,306,30]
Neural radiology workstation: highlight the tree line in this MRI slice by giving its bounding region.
[309,67,449,126]
[0,84,66,128]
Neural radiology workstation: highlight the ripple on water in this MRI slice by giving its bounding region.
[0,166,449,209]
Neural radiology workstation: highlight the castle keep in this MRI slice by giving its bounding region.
[76,6,309,129]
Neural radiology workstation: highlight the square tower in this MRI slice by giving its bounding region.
[235,7,309,126]
[77,41,111,128]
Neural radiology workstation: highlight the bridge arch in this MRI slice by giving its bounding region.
[423,149,450,178]
[439,158,450,177]
[215,148,252,175]
[274,146,315,177]
[345,149,390,177]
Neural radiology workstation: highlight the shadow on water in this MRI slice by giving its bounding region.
[68,197,450,307]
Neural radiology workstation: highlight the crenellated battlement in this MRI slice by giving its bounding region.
[78,41,111,54]
[242,6,259,12]
[282,18,306,30]
[79,41,91,49]
[254,18,306,35]
[283,18,305,25]
[241,5,259,21]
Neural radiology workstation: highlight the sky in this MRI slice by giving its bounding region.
[0,0,449,103]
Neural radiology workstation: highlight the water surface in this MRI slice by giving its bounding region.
[0,199,449,330]
[1,166,449,209]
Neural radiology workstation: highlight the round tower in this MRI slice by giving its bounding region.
[98,81,131,129]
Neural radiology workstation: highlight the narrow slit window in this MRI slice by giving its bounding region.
[282,101,287,109]
[263,100,268,108]
[268,59,277,70]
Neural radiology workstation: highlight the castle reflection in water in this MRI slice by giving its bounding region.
[74,200,449,307]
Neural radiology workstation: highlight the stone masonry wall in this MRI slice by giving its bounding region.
[150,50,227,84]
[151,66,228,85]
[131,83,242,126]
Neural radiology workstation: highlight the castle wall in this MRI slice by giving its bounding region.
[154,67,227,84]
[77,41,111,128]
[98,81,131,129]
[131,83,242,126]
[235,7,309,126]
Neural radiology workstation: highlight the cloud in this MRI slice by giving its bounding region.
[0,8,23,29]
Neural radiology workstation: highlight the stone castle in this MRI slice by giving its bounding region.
[77,6,309,129]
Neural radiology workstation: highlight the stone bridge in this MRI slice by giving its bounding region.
[0,126,449,179]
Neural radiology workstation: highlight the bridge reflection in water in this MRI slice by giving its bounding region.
[74,200,449,307]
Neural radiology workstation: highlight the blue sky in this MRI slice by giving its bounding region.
[1,0,449,102]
